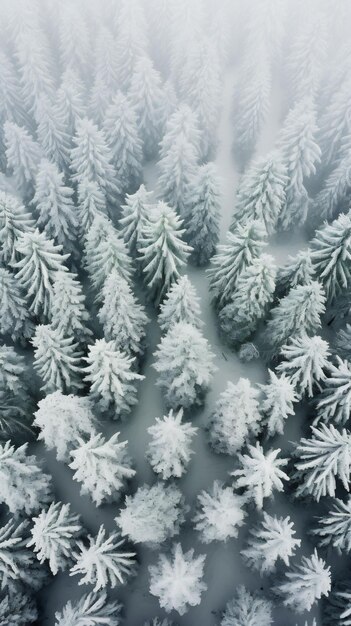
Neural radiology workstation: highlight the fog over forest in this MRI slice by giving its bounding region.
[0,1,350,625]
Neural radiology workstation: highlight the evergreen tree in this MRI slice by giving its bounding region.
[129,56,165,158]
[313,497,351,554]
[70,525,136,590]
[98,270,148,358]
[94,25,119,98]
[114,0,148,91]
[0,440,51,516]
[116,483,185,546]
[315,357,351,426]
[159,104,201,167]
[193,481,246,543]
[277,98,321,229]
[0,346,32,440]
[77,179,107,236]
[84,215,133,296]
[287,13,327,102]
[33,159,77,251]
[274,550,331,613]
[158,275,202,333]
[32,324,83,394]
[0,591,38,626]
[319,77,351,167]
[241,512,300,574]
[209,378,261,455]
[14,230,69,319]
[147,409,198,479]
[221,586,273,626]
[153,322,216,409]
[324,584,351,626]
[51,271,91,343]
[70,432,135,506]
[84,339,144,417]
[313,149,351,221]
[14,26,55,114]
[185,162,221,265]
[276,249,315,296]
[103,92,143,197]
[294,424,351,501]
[58,5,90,81]
[70,117,120,206]
[56,68,87,137]
[232,44,271,167]
[0,50,29,130]
[232,152,287,235]
[157,133,198,216]
[264,281,326,355]
[231,443,289,509]
[119,184,154,256]
[311,212,351,303]
[55,592,122,626]
[335,324,351,362]
[4,122,42,199]
[138,202,192,304]
[181,36,221,159]
[34,391,97,462]
[207,220,266,309]
[219,254,276,344]
[28,501,83,575]
[149,543,206,615]
[0,268,33,342]
[260,370,297,437]
[0,191,35,265]
[277,334,330,399]
[0,518,46,593]
[35,96,71,172]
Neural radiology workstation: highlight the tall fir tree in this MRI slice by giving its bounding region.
[14,230,69,319]
[4,122,42,199]
[119,184,154,256]
[103,92,143,197]
[77,179,107,236]
[158,275,202,333]
[157,133,198,217]
[207,220,267,309]
[0,268,33,342]
[32,324,83,394]
[138,201,192,304]
[35,96,71,172]
[0,191,35,265]
[51,271,91,343]
[185,162,221,265]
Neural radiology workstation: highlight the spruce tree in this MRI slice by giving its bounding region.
[0,191,35,265]
[157,133,198,217]
[32,324,83,394]
[138,201,192,304]
[159,104,201,168]
[185,162,221,265]
[0,268,33,342]
[84,215,133,296]
[319,77,351,167]
[158,275,202,333]
[277,335,330,399]
[70,117,120,206]
[0,346,32,440]
[209,378,261,455]
[264,281,326,355]
[274,550,331,613]
[98,270,148,358]
[276,249,315,296]
[0,50,29,129]
[55,592,122,626]
[103,92,143,197]
[14,230,69,319]
[193,480,246,544]
[0,518,47,593]
[34,391,97,462]
[287,13,327,103]
[51,271,91,343]
[277,98,321,229]
[207,220,267,309]
[315,357,351,426]
[231,152,287,235]
[77,179,107,235]
[294,424,351,501]
[260,370,297,437]
[94,25,119,98]
[153,322,216,409]
[35,96,71,172]
[84,339,144,417]
[221,586,273,626]
[219,254,276,344]
[4,122,42,199]
[313,497,351,554]
[70,525,136,591]
[28,501,83,575]
[119,184,154,256]
[129,56,165,158]
[311,211,351,303]
[114,0,148,91]
[33,159,78,252]
[0,440,52,516]
[56,68,87,137]
[0,591,38,626]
